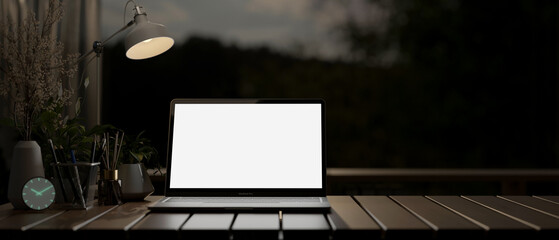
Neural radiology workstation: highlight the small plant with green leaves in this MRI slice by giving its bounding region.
[121,130,159,167]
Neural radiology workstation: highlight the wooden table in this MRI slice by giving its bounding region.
[1,195,558,239]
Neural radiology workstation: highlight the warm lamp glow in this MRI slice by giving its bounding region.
[126,36,174,59]
[125,13,174,60]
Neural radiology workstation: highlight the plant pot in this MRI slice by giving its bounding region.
[7,140,45,209]
[118,163,154,201]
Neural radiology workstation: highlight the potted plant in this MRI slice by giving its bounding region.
[117,130,157,201]
[0,0,78,209]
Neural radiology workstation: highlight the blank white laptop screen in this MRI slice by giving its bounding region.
[169,103,322,189]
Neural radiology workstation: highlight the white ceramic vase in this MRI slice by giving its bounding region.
[118,163,154,201]
[7,141,45,209]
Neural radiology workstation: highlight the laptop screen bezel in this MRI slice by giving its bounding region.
[164,98,327,197]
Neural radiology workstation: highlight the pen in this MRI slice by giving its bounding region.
[70,149,77,163]
[48,139,68,203]
[69,149,86,208]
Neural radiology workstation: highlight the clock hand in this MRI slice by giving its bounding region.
[37,185,54,194]
[30,188,41,196]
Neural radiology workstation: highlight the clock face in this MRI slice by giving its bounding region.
[22,177,56,210]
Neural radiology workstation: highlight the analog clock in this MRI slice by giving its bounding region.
[22,177,56,210]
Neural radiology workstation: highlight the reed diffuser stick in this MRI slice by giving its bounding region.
[112,131,119,170]
[100,131,125,171]
[115,132,124,170]
[98,130,125,206]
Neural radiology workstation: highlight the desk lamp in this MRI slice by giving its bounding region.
[76,0,174,125]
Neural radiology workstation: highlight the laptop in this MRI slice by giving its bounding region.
[148,98,331,212]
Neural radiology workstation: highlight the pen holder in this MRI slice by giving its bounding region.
[97,169,123,206]
[51,162,100,209]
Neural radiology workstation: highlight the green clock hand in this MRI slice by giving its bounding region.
[31,188,41,196]
[37,185,54,195]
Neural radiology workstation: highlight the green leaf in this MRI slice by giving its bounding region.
[130,151,143,162]
[75,97,82,116]
[84,77,89,89]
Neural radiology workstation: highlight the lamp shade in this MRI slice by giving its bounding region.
[125,13,174,60]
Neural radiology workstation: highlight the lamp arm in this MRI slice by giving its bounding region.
[99,20,135,49]
[70,20,135,67]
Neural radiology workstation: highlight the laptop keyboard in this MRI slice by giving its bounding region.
[166,197,322,203]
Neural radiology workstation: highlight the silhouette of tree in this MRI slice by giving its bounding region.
[338,0,558,168]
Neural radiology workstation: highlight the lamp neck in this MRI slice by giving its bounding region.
[133,12,148,24]
[133,4,148,24]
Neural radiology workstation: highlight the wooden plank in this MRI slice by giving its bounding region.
[464,195,559,239]
[129,213,190,239]
[181,213,234,239]
[31,205,116,230]
[232,213,279,240]
[131,212,190,230]
[282,213,330,240]
[22,205,116,240]
[231,213,279,230]
[0,208,65,240]
[82,196,162,230]
[79,196,163,240]
[428,195,534,239]
[326,195,380,240]
[390,196,484,239]
[499,196,559,218]
[354,195,432,239]
[182,213,234,230]
[0,209,65,230]
[535,196,559,204]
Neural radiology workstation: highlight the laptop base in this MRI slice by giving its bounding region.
[148,196,331,213]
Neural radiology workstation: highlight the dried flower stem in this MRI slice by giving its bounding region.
[0,0,78,140]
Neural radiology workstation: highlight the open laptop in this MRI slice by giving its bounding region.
[148,98,331,212]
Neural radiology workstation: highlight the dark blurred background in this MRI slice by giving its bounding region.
[2,0,559,202]
[103,0,559,170]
